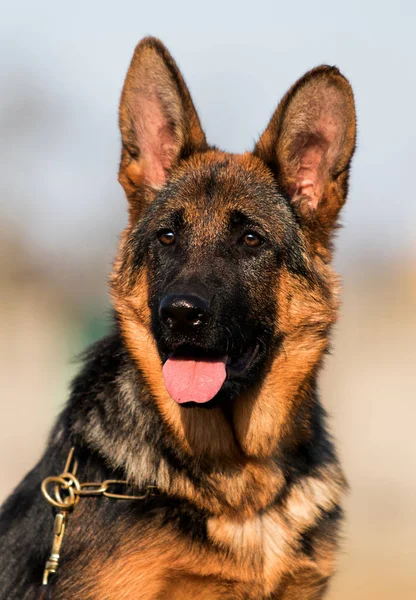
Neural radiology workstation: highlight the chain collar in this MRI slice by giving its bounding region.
[40,447,156,587]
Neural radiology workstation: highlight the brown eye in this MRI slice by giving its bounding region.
[158,229,175,246]
[242,231,263,248]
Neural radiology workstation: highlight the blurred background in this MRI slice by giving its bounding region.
[0,1,415,597]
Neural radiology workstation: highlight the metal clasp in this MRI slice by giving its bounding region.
[42,510,67,585]
[41,447,78,586]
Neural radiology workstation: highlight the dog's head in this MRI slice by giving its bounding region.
[111,38,355,451]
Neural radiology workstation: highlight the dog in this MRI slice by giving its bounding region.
[0,37,356,599]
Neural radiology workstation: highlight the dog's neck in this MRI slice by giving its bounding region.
[69,330,331,517]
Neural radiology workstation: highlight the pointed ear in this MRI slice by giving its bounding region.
[254,66,356,252]
[119,37,207,221]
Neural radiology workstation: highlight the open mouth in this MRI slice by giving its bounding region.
[162,343,259,404]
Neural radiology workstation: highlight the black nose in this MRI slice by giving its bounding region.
[159,294,210,329]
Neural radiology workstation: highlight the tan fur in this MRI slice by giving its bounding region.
[56,462,341,600]
[231,260,339,458]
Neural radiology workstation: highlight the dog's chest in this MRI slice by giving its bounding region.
[55,502,308,600]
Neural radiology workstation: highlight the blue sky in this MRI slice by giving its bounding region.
[0,0,415,270]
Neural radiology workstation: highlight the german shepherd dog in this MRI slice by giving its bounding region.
[0,38,356,599]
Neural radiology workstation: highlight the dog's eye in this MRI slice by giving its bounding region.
[157,229,175,246]
[242,231,263,248]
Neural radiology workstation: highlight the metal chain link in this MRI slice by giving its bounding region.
[40,447,156,586]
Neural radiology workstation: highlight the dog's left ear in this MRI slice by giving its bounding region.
[254,66,356,253]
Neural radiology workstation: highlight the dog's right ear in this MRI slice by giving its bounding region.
[119,37,207,222]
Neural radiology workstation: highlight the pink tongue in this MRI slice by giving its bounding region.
[162,357,227,404]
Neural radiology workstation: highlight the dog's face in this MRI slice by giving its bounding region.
[112,38,356,417]
[133,153,302,406]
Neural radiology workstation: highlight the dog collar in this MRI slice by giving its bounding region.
[40,447,156,591]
